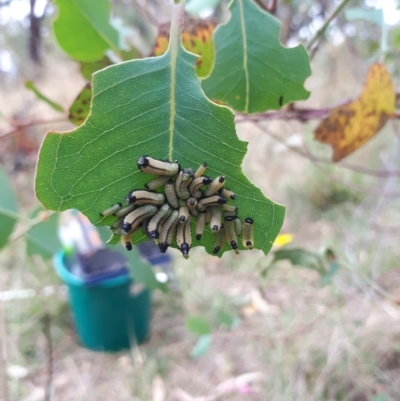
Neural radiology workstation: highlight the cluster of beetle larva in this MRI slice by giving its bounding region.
[100,156,254,259]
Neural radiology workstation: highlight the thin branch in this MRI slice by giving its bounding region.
[0,117,69,138]
[307,0,353,57]
[6,211,56,246]
[252,123,400,181]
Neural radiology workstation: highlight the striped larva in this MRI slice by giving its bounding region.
[110,218,122,230]
[212,226,225,254]
[159,210,179,253]
[121,232,133,251]
[224,216,239,254]
[146,203,172,243]
[195,211,206,240]
[165,179,179,209]
[189,176,212,198]
[204,176,225,197]
[145,175,170,190]
[187,197,199,217]
[114,204,135,217]
[210,206,222,233]
[100,203,122,217]
[218,188,236,200]
[178,204,189,223]
[121,204,158,235]
[125,190,165,206]
[242,217,254,250]
[197,195,226,211]
[234,216,242,236]
[194,162,207,178]
[137,155,179,176]
[222,211,238,218]
[205,207,212,224]
[175,168,193,200]
[177,215,192,259]
[221,203,238,213]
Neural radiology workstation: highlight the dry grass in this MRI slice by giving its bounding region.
[1,37,400,401]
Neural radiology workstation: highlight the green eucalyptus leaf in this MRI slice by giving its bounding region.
[185,315,211,335]
[35,2,285,257]
[123,246,167,292]
[191,334,212,357]
[272,248,324,273]
[80,57,112,81]
[202,0,311,113]
[25,81,64,112]
[0,167,18,249]
[53,0,119,62]
[26,209,61,259]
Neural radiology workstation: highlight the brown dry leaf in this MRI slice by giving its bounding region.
[314,63,396,162]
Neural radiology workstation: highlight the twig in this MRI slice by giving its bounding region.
[240,120,400,178]
[0,117,69,138]
[42,313,53,401]
[267,0,277,14]
[307,0,353,58]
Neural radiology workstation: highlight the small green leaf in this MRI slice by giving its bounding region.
[26,209,61,259]
[191,334,212,358]
[185,315,211,335]
[0,167,18,249]
[53,0,119,62]
[80,57,112,81]
[122,246,167,292]
[69,84,92,126]
[25,81,64,112]
[202,0,310,113]
[217,311,239,328]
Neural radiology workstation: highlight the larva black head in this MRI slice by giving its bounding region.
[201,162,207,167]
[246,241,253,249]
[218,176,226,183]
[159,242,169,254]
[180,243,190,259]
[125,191,137,204]
[196,234,202,240]
[212,246,220,254]
[182,168,194,181]
[230,240,238,250]
[147,230,159,240]
[225,216,234,222]
[121,222,132,234]
[217,196,227,204]
[187,198,197,206]
[245,217,254,224]
[125,242,133,251]
[179,216,186,223]
[230,194,236,200]
[137,155,149,168]
[212,225,219,231]
[203,176,212,185]
[167,179,174,184]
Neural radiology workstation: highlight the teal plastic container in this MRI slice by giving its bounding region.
[54,251,151,352]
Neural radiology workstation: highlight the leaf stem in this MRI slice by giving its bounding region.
[307,0,352,53]
[0,206,30,223]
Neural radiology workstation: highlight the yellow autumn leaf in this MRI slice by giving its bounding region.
[153,21,214,78]
[273,234,293,248]
[314,63,396,162]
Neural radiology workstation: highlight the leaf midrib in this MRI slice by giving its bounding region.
[238,0,249,113]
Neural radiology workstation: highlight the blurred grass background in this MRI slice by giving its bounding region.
[1,0,400,400]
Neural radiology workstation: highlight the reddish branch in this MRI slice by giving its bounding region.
[0,117,68,138]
